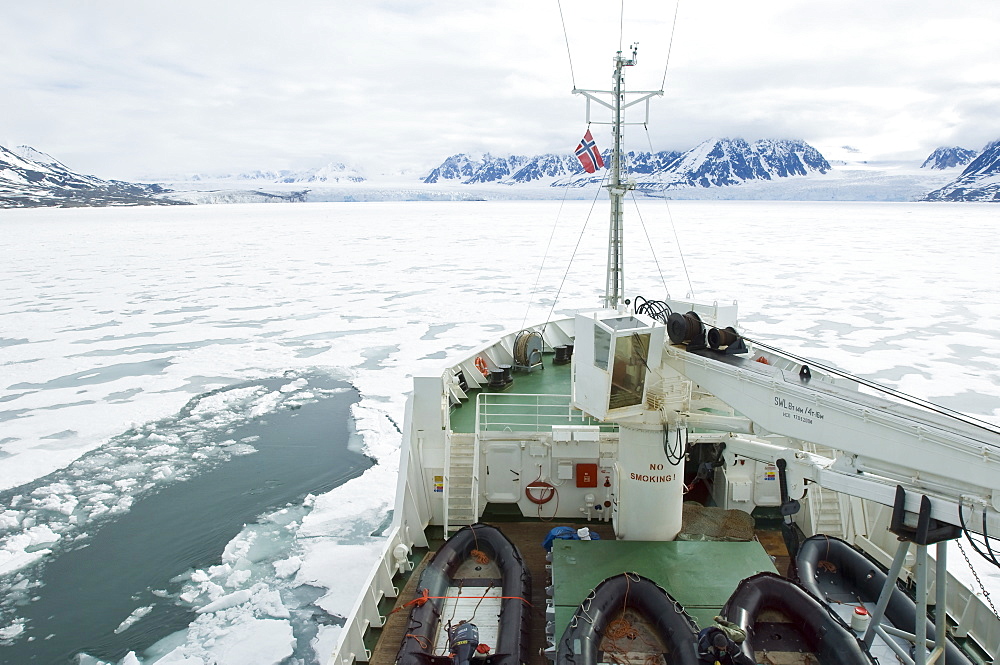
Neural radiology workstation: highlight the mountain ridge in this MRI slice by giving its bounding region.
[422,138,830,190]
[921,146,978,170]
[0,144,185,208]
[923,140,1000,202]
[4,138,999,206]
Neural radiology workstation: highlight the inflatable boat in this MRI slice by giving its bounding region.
[395,523,531,665]
[797,534,972,665]
[557,572,700,665]
[721,572,875,665]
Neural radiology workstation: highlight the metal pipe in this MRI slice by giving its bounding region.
[865,539,911,647]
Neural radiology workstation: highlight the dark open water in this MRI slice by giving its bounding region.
[0,374,371,664]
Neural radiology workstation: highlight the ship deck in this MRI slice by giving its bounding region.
[372,353,795,665]
[449,356,575,434]
[370,515,790,665]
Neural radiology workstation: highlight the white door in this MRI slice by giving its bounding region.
[485,442,522,503]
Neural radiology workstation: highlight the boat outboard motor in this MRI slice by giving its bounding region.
[449,621,480,665]
[697,627,754,665]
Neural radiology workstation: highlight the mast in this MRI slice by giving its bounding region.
[574,45,662,310]
[606,49,633,309]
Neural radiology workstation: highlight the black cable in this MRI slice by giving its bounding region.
[633,295,673,323]
[662,424,686,465]
[959,502,1000,569]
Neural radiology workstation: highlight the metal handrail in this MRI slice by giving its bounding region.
[475,392,613,433]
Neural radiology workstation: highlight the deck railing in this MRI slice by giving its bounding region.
[475,392,613,433]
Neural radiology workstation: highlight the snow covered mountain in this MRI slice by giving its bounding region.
[185,161,365,184]
[923,140,1000,202]
[921,146,978,170]
[423,153,578,184]
[650,138,829,188]
[0,144,182,208]
[424,139,829,190]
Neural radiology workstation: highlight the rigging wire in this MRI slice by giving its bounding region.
[643,124,695,298]
[660,0,682,91]
[541,168,610,331]
[628,191,670,298]
[556,0,577,90]
[520,179,576,331]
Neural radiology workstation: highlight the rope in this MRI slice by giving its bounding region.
[394,592,533,612]
[605,618,637,640]
[467,581,495,625]
[556,0,576,90]
[512,330,543,366]
[405,634,432,650]
[601,574,663,660]
[469,524,491,564]
[447,581,464,626]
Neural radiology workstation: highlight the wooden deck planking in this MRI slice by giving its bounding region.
[371,519,784,665]
[495,520,617,665]
[371,520,616,665]
[372,555,433,665]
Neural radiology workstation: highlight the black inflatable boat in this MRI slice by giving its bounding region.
[396,523,531,665]
[797,534,972,665]
[557,572,700,665]
[721,571,875,665]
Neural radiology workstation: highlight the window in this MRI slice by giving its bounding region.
[594,326,611,371]
[609,332,650,410]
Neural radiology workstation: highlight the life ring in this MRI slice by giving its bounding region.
[525,480,555,504]
[475,357,489,377]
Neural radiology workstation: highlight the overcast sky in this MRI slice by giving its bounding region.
[2,1,998,181]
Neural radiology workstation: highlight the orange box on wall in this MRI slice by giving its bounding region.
[576,463,598,487]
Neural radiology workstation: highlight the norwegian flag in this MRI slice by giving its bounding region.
[574,130,605,173]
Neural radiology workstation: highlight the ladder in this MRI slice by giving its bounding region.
[444,433,479,535]
[804,443,846,538]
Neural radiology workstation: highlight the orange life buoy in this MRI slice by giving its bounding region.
[475,357,489,377]
[525,480,555,504]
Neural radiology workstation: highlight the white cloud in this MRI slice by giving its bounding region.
[1,0,998,180]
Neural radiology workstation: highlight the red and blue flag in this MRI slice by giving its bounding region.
[575,129,605,173]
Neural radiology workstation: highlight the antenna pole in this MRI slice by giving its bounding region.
[605,48,635,308]
[573,44,660,309]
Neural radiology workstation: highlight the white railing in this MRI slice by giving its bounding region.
[442,429,453,532]
[330,523,403,665]
[475,392,611,433]
[329,392,433,665]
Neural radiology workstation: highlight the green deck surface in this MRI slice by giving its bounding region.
[449,356,574,434]
[551,539,777,637]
